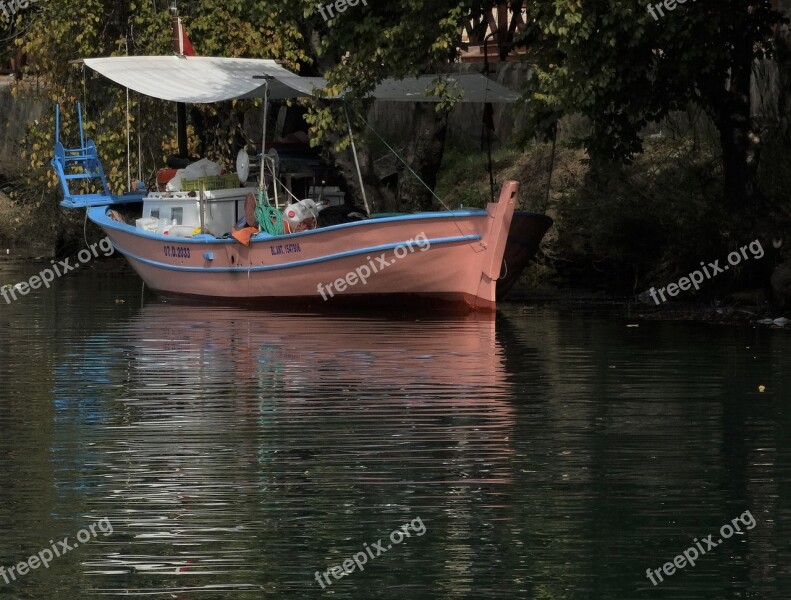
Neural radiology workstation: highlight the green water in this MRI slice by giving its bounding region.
[0,259,788,599]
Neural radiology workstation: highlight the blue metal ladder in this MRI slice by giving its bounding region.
[51,103,144,208]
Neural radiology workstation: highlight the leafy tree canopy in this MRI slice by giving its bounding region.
[516,0,780,206]
[10,0,785,209]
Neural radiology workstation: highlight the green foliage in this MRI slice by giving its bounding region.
[13,0,504,202]
[14,0,312,201]
[436,146,520,209]
[302,1,496,143]
[436,122,781,294]
[13,0,782,233]
[517,0,780,166]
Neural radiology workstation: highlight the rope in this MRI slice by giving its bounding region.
[269,172,301,204]
[349,107,471,241]
[82,66,87,122]
[351,107,448,210]
[254,188,285,236]
[499,258,508,280]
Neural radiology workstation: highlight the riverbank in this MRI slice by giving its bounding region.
[504,286,789,328]
[0,185,49,257]
[437,129,791,307]
[0,76,67,255]
[0,175,90,257]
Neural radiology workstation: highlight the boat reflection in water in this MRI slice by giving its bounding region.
[53,303,517,596]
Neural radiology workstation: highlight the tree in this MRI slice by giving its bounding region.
[301,0,492,211]
[16,0,506,212]
[516,0,781,210]
[15,0,311,195]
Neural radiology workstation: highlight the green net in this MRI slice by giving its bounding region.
[254,188,285,236]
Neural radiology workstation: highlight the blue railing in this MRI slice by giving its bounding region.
[51,103,145,208]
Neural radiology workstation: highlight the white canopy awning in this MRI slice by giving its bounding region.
[301,73,519,103]
[369,74,519,103]
[83,56,315,103]
[83,55,519,104]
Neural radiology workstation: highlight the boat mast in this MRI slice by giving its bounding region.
[260,77,269,193]
[170,1,189,159]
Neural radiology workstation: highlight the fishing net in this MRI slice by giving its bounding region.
[254,188,285,236]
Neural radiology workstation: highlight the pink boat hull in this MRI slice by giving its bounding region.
[89,181,520,310]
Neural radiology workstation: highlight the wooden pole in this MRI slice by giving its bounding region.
[199,180,206,234]
[171,5,189,158]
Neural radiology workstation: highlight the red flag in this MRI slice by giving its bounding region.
[172,16,196,56]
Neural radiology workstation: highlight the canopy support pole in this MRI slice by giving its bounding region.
[199,180,206,234]
[124,37,131,192]
[171,2,190,159]
[138,98,142,182]
[543,121,557,214]
[126,86,131,192]
[482,32,498,202]
[344,104,370,214]
[176,104,188,158]
[259,78,274,205]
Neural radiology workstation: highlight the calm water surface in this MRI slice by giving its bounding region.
[0,259,789,599]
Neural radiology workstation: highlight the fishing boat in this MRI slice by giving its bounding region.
[51,51,551,310]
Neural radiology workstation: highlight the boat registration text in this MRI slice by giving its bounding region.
[164,245,191,258]
[270,243,302,256]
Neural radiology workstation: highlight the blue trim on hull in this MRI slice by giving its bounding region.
[87,205,488,244]
[61,191,146,208]
[112,234,481,273]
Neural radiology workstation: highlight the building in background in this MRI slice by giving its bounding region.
[460,4,527,63]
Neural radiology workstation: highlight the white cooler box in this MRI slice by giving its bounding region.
[140,189,249,237]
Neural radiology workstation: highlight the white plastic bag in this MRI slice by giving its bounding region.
[166,159,223,191]
[283,199,320,231]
